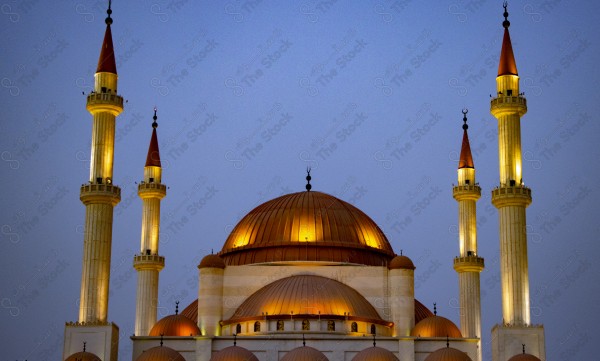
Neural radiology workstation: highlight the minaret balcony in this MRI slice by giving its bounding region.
[133,254,165,271]
[491,185,532,208]
[490,95,527,117]
[80,183,121,205]
[86,92,124,115]
[138,182,167,198]
[452,184,481,201]
[453,255,485,272]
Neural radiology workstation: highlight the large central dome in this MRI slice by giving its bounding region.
[220,191,395,265]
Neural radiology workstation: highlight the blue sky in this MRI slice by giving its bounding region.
[1,1,599,360]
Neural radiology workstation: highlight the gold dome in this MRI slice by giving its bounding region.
[149,314,200,336]
[411,315,462,338]
[352,346,399,361]
[223,275,388,326]
[220,191,395,266]
[424,347,472,361]
[280,346,329,361]
[210,345,259,361]
[507,353,541,361]
[181,300,198,322]
[65,351,101,361]
[135,345,185,361]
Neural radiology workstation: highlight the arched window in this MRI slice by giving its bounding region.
[302,319,310,331]
[277,320,284,331]
[254,321,261,332]
[236,323,241,334]
[351,322,358,332]
[327,320,335,331]
[370,324,376,335]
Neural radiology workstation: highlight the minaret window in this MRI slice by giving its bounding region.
[465,179,470,185]
[370,324,376,335]
[510,179,516,186]
[101,86,107,93]
[507,89,513,96]
[236,323,241,334]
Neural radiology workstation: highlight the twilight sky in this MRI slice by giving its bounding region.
[1,1,599,360]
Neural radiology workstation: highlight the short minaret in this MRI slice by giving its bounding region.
[388,252,415,338]
[64,2,122,360]
[452,110,484,361]
[197,253,225,337]
[133,109,167,336]
[490,4,545,361]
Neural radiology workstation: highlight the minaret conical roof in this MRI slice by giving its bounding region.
[96,11,117,74]
[145,111,161,167]
[498,5,518,76]
[458,111,474,169]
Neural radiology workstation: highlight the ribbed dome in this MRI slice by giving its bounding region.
[135,345,185,361]
[65,351,101,361]
[223,275,387,325]
[424,347,472,361]
[220,191,395,266]
[149,314,200,336]
[389,255,415,270]
[199,254,225,269]
[411,315,462,338]
[352,346,399,361]
[210,345,259,361]
[280,346,329,361]
[507,353,541,361]
[184,297,432,326]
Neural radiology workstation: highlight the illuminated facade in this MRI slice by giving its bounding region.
[63,3,546,361]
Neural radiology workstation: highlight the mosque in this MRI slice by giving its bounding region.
[62,3,546,361]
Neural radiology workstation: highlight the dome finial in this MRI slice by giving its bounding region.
[446,335,449,348]
[233,333,237,346]
[462,108,468,130]
[160,333,164,346]
[373,334,376,347]
[400,249,403,256]
[302,333,306,346]
[433,302,437,315]
[502,2,510,28]
[83,341,87,352]
[522,344,526,354]
[305,167,312,191]
[152,107,158,129]
[105,0,113,25]
[175,301,179,315]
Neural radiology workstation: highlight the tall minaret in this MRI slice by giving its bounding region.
[490,4,545,361]
[134,109,166,336]
[64,2,122,360]
[452,109,484,361]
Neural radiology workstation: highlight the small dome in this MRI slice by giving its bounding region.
[389,255,415,270]
[507,353,541,361]
[149,314,201,336]
[281,346,329,361]
[136,345,185,361]
[424,346,472,361]
[65,351,101,361]
[211,345,259,361]
[198,254,225,269]
[352,346,399,361]
[411,315,462,338]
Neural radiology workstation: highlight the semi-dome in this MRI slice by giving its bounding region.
[223,274,389,325]
[424,346,472,361]
[210,345,259,361]
[65,351,101,361]
[507,353,541,361]
[135,345,185,361]
[280,346,329,361]
[198,253,225,269]
[219,191,395,266]
[352,346,399,361]
[411,315,462,338]
[149,313,201,336]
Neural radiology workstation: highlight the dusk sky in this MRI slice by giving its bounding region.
[1,1,599,360]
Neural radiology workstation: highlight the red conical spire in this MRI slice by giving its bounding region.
[96,1,117,74]
[145,109,161,167]
[458,109,474,169]
[498,3,518,76]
